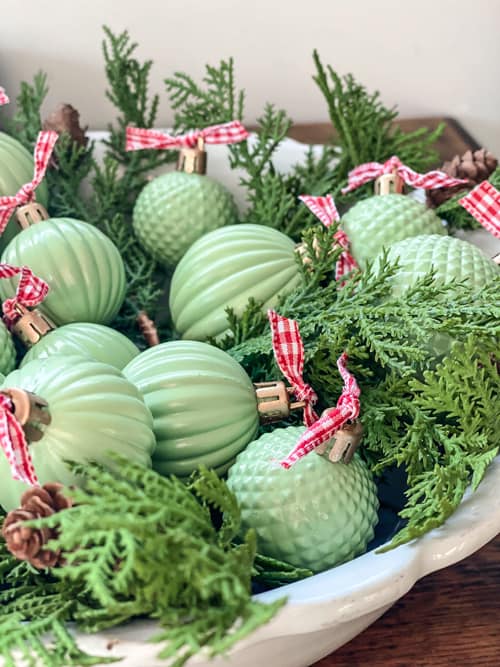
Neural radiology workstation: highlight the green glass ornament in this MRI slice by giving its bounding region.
[342,194,446,268]
[227,425,379,572]
[123,340,261,478]
[0,216,126,325]
[0,132,49,251]
[0,319,16,376]
[20,322,140,370]
[0,355,156,511]
[170,224,302,340]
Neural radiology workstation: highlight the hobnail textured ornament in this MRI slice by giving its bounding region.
[341,194,446,267]
[170,224,302,341]
[0,355,155,511]
[133,171,238,270]
[0,218,126,325]
[20,322,140,370]
[383,233,500,295]
[0,319,16,376]
[0,132,49,251]
[227,425,379,572]
[123,340,259,478]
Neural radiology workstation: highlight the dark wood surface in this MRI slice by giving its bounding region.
[297,117,498,667]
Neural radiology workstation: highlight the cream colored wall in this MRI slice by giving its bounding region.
[2,0,499,155]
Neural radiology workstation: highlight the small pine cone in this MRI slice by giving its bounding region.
[137,310,160,347]
[1,483,72,569]
[426,148,498,208]
[42,103,88,148]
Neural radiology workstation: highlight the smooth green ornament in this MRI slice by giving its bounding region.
[0,218,126,325]
[342,194,446,268]
[170,224,302,340]
[227,425,379,572]
[123,340,259,478]
[20,322,140,370]
[0,132,49,252]
[0,320,16,376]
[133,171,238,270]
[0,355,156,511]
[382,234,500,295]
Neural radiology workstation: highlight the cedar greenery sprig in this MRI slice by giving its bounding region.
[1,71,48,149]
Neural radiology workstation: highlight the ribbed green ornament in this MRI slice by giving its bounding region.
[0,320,16,375]
[0,132,49,252]
[133,171,238,270]
[0,355,156,511]
[170,224,302,341]
[123,340,259,478]
[20,323,139,370]
[342,194,446,267]
[0,218,126,325]
[227,425,379,572]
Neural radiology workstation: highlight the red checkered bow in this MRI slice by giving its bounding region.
[268,310,319,427]
[341,155,468,194]
[0,87,9,106]
[125,120,249,152]
[0,264,49,324]
[0,131,58,235]
[279,352,361,470]
[0,393,38,486]
[299,194,358,281]
[459,181,500,239]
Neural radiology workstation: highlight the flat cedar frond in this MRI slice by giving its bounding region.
[2,71,48,149]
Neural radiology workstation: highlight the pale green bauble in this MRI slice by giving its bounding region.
[133,171,238,270]
[20,323,140,370]
[0,131,49,252]
[342,194,446,268]
[169,224,302,341]
[0,218,126,326]
[123,340,259,478]
[0,319,15,375]
[0,355,156,511]
[227,425,379,573]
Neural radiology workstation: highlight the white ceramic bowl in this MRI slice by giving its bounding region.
[72,135,500,666]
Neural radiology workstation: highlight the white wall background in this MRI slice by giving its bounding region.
[1,0,499,155]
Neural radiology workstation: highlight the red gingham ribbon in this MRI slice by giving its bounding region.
[299,194,358,281]
[125,120,249,152]
[279,352,360,469]
[268,310,319,427]
[0,130,58,234]
[0,264,49,324]
[341,155,468,194]
[459,181,500,239]
[0,87,9,106]
[0,394,38,486]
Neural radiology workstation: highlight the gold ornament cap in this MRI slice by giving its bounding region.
[374,170,404,195]
[315,419,364,464]
[1,388,51,442]
[16,202,50,229]
[176,136,207,175]
[254,381,306,424]
[11,304,55,347]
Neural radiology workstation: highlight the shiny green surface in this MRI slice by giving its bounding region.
[0,320,16,375]
[227,426,379,572]
[0,132,49,251]
[123,340,259,478]
[0,218,126,325]
[170,224,302,340]
[133,171,238,270]
[21,323,140,370]
[342,194,446,268]
[0,356,156,511]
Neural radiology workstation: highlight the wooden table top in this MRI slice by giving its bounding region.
[296,117,499,667]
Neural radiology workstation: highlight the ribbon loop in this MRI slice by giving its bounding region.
[0,131,58,235]
[279,352,361,469]
[126,120,249,152]
[0,87,9,106]
[341,155,468,194]
[0,264,49,324]
[0,394,38,486]
[459,181,500,239]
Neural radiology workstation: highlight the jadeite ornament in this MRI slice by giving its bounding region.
[0,217,126,325]
[0,355,156,511]
[133,170,238,270]
[20,322,140,370]
[227,425,379,572]
[0,132,49,252]
[170,224,302,340]
[123,340,259,478]
[341,194,446,268]
[0,319,16,375]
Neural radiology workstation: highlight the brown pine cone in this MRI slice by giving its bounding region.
[1,483,73,569]
[137,310,160,347]
[426,148,498,208]
[42,103,88,148]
